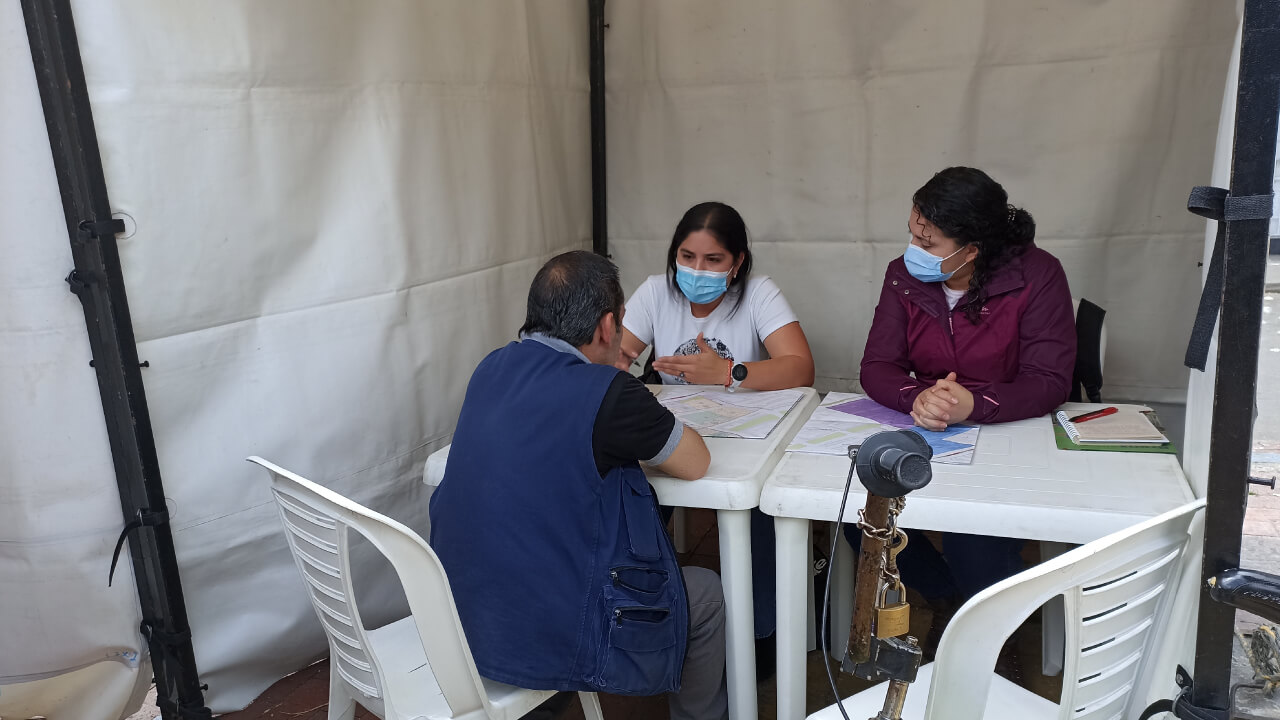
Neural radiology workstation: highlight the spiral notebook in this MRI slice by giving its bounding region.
[1054,404,1169,445]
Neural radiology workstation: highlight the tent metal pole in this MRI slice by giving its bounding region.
[1191,0,1280,712]
[19,1,211,717]
[589,0,608,256]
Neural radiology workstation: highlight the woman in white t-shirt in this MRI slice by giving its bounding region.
[615,201,814,652]
[616,202,815,390]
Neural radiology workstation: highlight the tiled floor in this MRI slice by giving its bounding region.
[1231,475,1280,718]
[215,507,1064,720]
[218,661,375,720]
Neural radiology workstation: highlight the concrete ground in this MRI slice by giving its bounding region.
[1229,257,1280,718]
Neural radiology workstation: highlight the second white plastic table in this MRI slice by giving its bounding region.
[759,414,1195,720]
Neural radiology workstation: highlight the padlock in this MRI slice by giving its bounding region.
[875,579,911,639]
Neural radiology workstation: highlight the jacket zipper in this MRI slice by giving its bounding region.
[610,566,668,594]
[612,606,672,624]
[649,493,688,682]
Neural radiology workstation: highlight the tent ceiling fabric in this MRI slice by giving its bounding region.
[605,0,1237,401]
[1,0,1237,716]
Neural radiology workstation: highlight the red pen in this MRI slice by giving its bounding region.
[1069,406,1118,423]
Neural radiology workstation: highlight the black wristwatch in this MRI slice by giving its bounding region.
[728,362,748,392]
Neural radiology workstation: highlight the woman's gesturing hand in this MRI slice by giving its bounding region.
[652,333,730,385]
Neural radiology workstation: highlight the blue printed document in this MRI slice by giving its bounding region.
[787,392,978,464]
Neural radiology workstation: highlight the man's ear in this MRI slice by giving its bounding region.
[600,311,620,344]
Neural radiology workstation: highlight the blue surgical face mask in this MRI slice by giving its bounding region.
[675,265,730,304]
[903,241,966,283]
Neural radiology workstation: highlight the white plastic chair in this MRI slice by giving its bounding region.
[248,456,605,720]
[808,499,1204,720]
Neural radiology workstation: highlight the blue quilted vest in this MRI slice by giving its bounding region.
[429,338,688,694]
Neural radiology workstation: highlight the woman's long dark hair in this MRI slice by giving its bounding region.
[666,201,754,314]
[912,167,1035,324]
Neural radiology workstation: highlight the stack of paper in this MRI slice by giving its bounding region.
[1054,405,1168,445]
[787,392,979,464]
[657,387,805,439]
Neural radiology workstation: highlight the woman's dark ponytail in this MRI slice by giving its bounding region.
[1006,205,1035,248]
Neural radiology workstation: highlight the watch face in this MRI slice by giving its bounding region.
[732,363,749,381]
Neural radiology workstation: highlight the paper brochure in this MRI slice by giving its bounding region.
[787,392,979,464]
[656,387,804,439]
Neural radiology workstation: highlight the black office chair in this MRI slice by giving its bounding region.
[638,348,662,385]
[1070,298,1106,403]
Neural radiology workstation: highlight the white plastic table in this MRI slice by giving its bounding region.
[424,385,819,720]
[759,414,1195,720]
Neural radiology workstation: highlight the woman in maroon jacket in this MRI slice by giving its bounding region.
[862,167,1076,427]
[860,167,1077,626]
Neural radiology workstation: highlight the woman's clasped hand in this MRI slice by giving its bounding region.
[910,372,975,430]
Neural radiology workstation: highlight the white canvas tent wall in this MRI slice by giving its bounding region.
[0,1,1238,716]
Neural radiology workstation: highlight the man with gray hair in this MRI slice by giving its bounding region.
[431,250,728,720]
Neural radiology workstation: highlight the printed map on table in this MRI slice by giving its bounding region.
[657,387,805,439]
[787,392,979,464]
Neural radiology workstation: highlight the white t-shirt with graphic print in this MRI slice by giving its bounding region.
[623,274,800,385]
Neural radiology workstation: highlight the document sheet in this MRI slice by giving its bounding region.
[656,387,805,439]
[787,392,979,464]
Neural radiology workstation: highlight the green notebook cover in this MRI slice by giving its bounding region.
[1053,413,1178,454]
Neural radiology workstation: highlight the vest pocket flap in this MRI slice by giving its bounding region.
[610,607,676,652]
[619,468,662,561]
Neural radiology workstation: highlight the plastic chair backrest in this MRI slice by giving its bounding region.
[926,499,1205,720]
[249,456,489,719]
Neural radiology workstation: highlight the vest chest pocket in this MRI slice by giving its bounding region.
[611,566,669,599]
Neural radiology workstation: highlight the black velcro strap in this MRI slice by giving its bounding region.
[154,690,214,720]
[1172,692,1229,720]
[1226,193,1276,221]
[1182,186,1274,372]
[1187,185,1229,220]
[1138,699,1174,720]
[1187,186,1275,222]
[108,508,170,586]
[141,619,192,646]
[1185,219,1225,372]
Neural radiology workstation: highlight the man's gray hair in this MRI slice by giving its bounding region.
[519,250,624,347]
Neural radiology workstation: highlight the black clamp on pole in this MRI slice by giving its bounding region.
[108,507,170,586]
[77,217,126,240]
[142,618,214,720]
[1139,666,1227,720]
[65,218,125,296]
[65,268,93,295]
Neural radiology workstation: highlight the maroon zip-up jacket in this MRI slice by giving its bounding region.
[860,244,1076,424]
